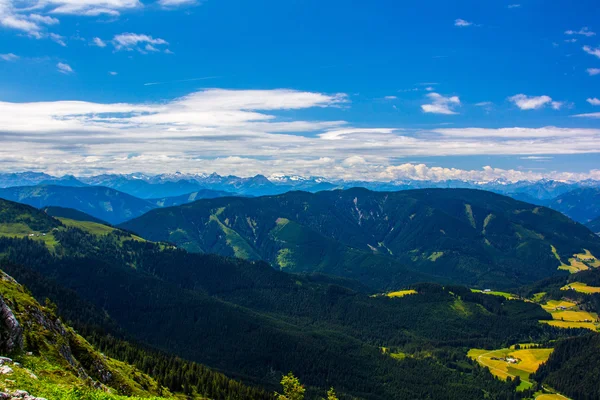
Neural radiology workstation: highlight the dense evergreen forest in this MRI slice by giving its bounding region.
[121,188,600,289]
[533,334,600,399]
[0,197,598,399]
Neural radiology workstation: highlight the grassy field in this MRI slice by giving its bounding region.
[0,222,59,251]
[561,282,600,294]
[552,309,596,322]
[387,289,417,298]
[540,300,577,311]
[555,248,600,273]
[535,394,569,400]
[540,320,598,331]
[539,299,599,331]
[471,289,518,299]
[58,218,116,235]
[468,347,553,391]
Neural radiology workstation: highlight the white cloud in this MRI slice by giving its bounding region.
[588,68,600,76]
[158,0,197,7]
[92,37,106,47]
[573,111,600,118]
[421,93,460,115]
[28,14,59,25]
[319,128,396,140]
[109,71,118,75]
[1,89,600,180]
[384,96,397,100]
[508,94,555,110]
[433,126,600,138]
[587,98,600,106]
[113,33,169,53]
[583,45,600,58]
[49,32,66,46]
[565,27,596,37]
[46,0,141,16]
[144,43,159,52]
[0,0,44,37]
[520,156,552,160]
[551,101,563,110]
[454,19,473,27]
[475,101,492,107]
[0,0,143,44]
[507,4,521,8]
[56,62,73,74]
[0,52,19,61]
[564,38,577,43]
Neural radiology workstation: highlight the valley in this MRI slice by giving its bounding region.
[1,184,599,399]
[2,0,599,398]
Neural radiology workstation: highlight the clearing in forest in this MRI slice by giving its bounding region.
[387,290,417,298]
[468,347,553,391]
[539,299,599,332]
[561,282,600,294]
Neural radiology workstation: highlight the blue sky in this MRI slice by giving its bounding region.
[1,0,600,181]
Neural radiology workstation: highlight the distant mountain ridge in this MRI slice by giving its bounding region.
[2,171,598,200]
[587,216,600,235]
[0,185,236,224]
[0,185,156,225]
[121,188,600,289]
[545,188,600,224]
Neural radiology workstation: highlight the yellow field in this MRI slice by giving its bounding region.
[539,298,599,331]
[561,282,600,294]
[536,394,569,400]
[387,290,417,298]
[555,248,600,273]
[468,347,553,391]
[541,320,599,331]
[541,300,577,311]
[552,309,597,322]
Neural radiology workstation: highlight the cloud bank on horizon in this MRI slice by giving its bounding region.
[0,0,599,181]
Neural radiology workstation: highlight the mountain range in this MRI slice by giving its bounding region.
[1,188,599,399]
[0,197,546,399]
[121,188,600,289]
[588,217,600,235]
[0,185,234,225]
[2,172,600,225]
[1,171,598,200]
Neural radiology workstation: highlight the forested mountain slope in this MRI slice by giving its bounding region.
[546,187,600,224]
[0,185,157,225]
[42,206,109,224]
[587,216,600,235]
[0,270,171,399]
[0,198,556,400]
[122,188,600,289]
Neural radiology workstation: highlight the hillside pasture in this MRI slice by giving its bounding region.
[468,347,553,391]
[387,290,417,298]
[540,300,577,311]
[539,299,599,331]
[561,282,600,294]
[471,289,518,299]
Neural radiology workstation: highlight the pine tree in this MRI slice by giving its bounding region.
[327,387,339,400]
[276,372,305,400]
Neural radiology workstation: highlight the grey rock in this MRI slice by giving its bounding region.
[0,295,23,354]
[0,365,13,374]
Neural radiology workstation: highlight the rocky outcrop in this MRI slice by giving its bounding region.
[0,295,23,354]
[0,389,47,399]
